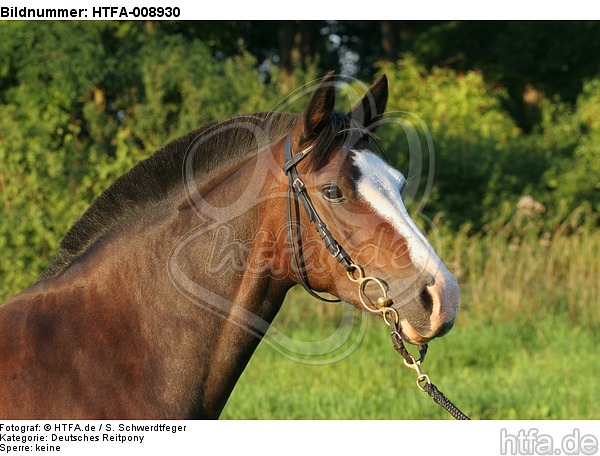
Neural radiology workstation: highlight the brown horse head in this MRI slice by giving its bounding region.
[278,73,459,344]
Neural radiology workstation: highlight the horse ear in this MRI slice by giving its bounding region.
[296,72,336,144]
[348,74,388,131]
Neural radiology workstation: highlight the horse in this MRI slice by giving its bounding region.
[0,73,459,419]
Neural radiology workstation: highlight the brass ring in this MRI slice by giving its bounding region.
[416,374,431,392]
[346,263,398,326]
[358,276,389,312]
[380,307,399,326]
[346,263,364,283]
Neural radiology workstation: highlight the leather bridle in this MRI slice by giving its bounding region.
[281,129,470,420]
[283,134,354,302]
[282,129,428,360]
[282,124,390,301]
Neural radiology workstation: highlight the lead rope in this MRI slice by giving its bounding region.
[393,329,471,420]
[347,264,471,420]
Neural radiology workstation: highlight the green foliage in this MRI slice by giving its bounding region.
[1,24,598,303]
[374,57,599,230]
[377,58,545,228]
[0,23,280,300]
[224,314,599,419]
[541,80,600,212]
[442,206,599,329]
[410,21,600,130]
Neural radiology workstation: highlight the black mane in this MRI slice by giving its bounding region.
[40,109,360,280]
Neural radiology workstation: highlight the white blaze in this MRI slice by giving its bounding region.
[352,151,439,275]
[352,150,459,331]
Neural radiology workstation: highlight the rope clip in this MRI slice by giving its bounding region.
[403,354,432,392]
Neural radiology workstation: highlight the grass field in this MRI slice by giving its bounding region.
[222,218,600,419]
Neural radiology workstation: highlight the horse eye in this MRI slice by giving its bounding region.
[322,185,344,202]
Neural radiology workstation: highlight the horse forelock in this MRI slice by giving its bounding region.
[302,110,384,174]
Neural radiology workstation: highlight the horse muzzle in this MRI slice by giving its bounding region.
[394,269,460,344]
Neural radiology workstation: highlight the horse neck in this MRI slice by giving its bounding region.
[165,149,295,417]
[45,148,293,418]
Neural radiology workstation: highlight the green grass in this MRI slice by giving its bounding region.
[222,306,599,419]
[222,221,600,419]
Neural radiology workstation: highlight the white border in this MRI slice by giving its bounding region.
[2,0,600,20]
[1,420,599,455]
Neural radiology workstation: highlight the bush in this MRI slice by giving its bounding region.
[373,57,599,230]
[376,57,547,228]
[0,23,279,301]
[541,80,600,212]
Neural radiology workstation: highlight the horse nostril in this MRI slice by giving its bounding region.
[419,286,434,314]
